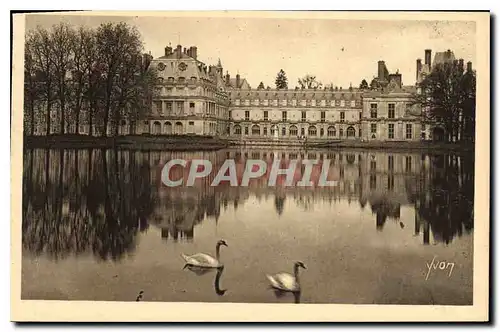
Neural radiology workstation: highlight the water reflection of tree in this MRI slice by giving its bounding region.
[22,148,156,260]
[412,153,474,244]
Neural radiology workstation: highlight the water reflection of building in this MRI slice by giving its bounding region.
[22,147,474,261]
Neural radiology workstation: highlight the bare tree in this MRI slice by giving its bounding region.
[30,27,54,135]
[49,23,74,134]
[298,74,322,89]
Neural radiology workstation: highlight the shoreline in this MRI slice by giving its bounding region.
[23,134,475,153]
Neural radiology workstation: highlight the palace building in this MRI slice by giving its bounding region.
[138,44,470,142]
[144,44,230,136]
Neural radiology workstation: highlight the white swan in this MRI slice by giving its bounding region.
[266,261,306,292]
[181,239,228,268]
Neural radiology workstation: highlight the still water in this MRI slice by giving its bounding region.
[21,147,474,304]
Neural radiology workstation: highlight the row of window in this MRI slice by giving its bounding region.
[234,99,359,107]
[237,110,359,122]
[369,103,407,119]
[370,123,413,139]
[233,124,359,138]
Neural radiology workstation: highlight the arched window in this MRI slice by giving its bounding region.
[174,122,183,135]
[153,121,161,135]
[327,126,336,137]
[251,124,260,135]
[347,126,356,137]
[289,125,298,136]
[164,121,172,134]
[308,126,317,136]
[270,125,278,136]
[234,125,242,135]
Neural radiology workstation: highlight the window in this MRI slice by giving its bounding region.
[351,100,356,107]
[406,124,413,139]
[282,127,286,136]
[388,123,394,139]
[245,111,250,121]
[228,110,232,119]
[388,155,394,171]
[234,125,241,135]
[282,111,287,121]
[252,125,260,135]
[301,128,305,136]
[154,101,162,113]
[340,111,345,122]
[264,111,268,121]
[359,112,362,120]
[301,111,306,121]
[190,102,195,109]
[321,111,326,122]
[166,101,173,114]
[340,100,345,107]
[244,126,249,135]
[327,126,336,137]
[388,174,394,191]
[176,101,184,113]
[371,123,377,134]
[289,126,298,136]
[405,156,412,172]
[188,121,194,125]
[320,128,324,136]
[339,128,344,137]
[388,103,395,119]
[308,126,317,136]
[370,160,376,171]
[370,104,378,118]
[263,127,268,136]
[359,128,362,137]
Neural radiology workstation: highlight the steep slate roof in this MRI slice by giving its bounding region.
[432,50,456,68]
[227,78,251,90]
[229,88,363,101]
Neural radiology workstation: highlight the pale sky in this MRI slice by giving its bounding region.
[25,14,476,89]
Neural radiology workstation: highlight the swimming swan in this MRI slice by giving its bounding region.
[181,239,228,268]
[266,261,306,292]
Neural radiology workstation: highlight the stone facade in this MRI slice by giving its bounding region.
[142,44,230,136]
[138,44,454,142]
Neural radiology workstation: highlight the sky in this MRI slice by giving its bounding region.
[25,13,477,89]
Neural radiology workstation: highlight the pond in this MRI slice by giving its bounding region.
[20,147,474,305]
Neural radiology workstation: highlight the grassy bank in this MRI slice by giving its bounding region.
[23,134,474,153]
[23,134,229,151]
[307,140,475,153]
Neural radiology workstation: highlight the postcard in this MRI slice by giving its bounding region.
[10,10,490,322]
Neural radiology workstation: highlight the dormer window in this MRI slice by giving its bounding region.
[168,77,175,83]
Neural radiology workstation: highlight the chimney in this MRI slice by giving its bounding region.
[176,45,182,58]
[416,58,422,81]
[191,46,197,60]
[459,58,464,70]
[164,46,173,57]
[378,61,386,81]
[467,61,472,72]
[236,74,241,89]
[183,47,187,54]
[425,49,432,66]
[225,72,230,86]
[186,48,191,57]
